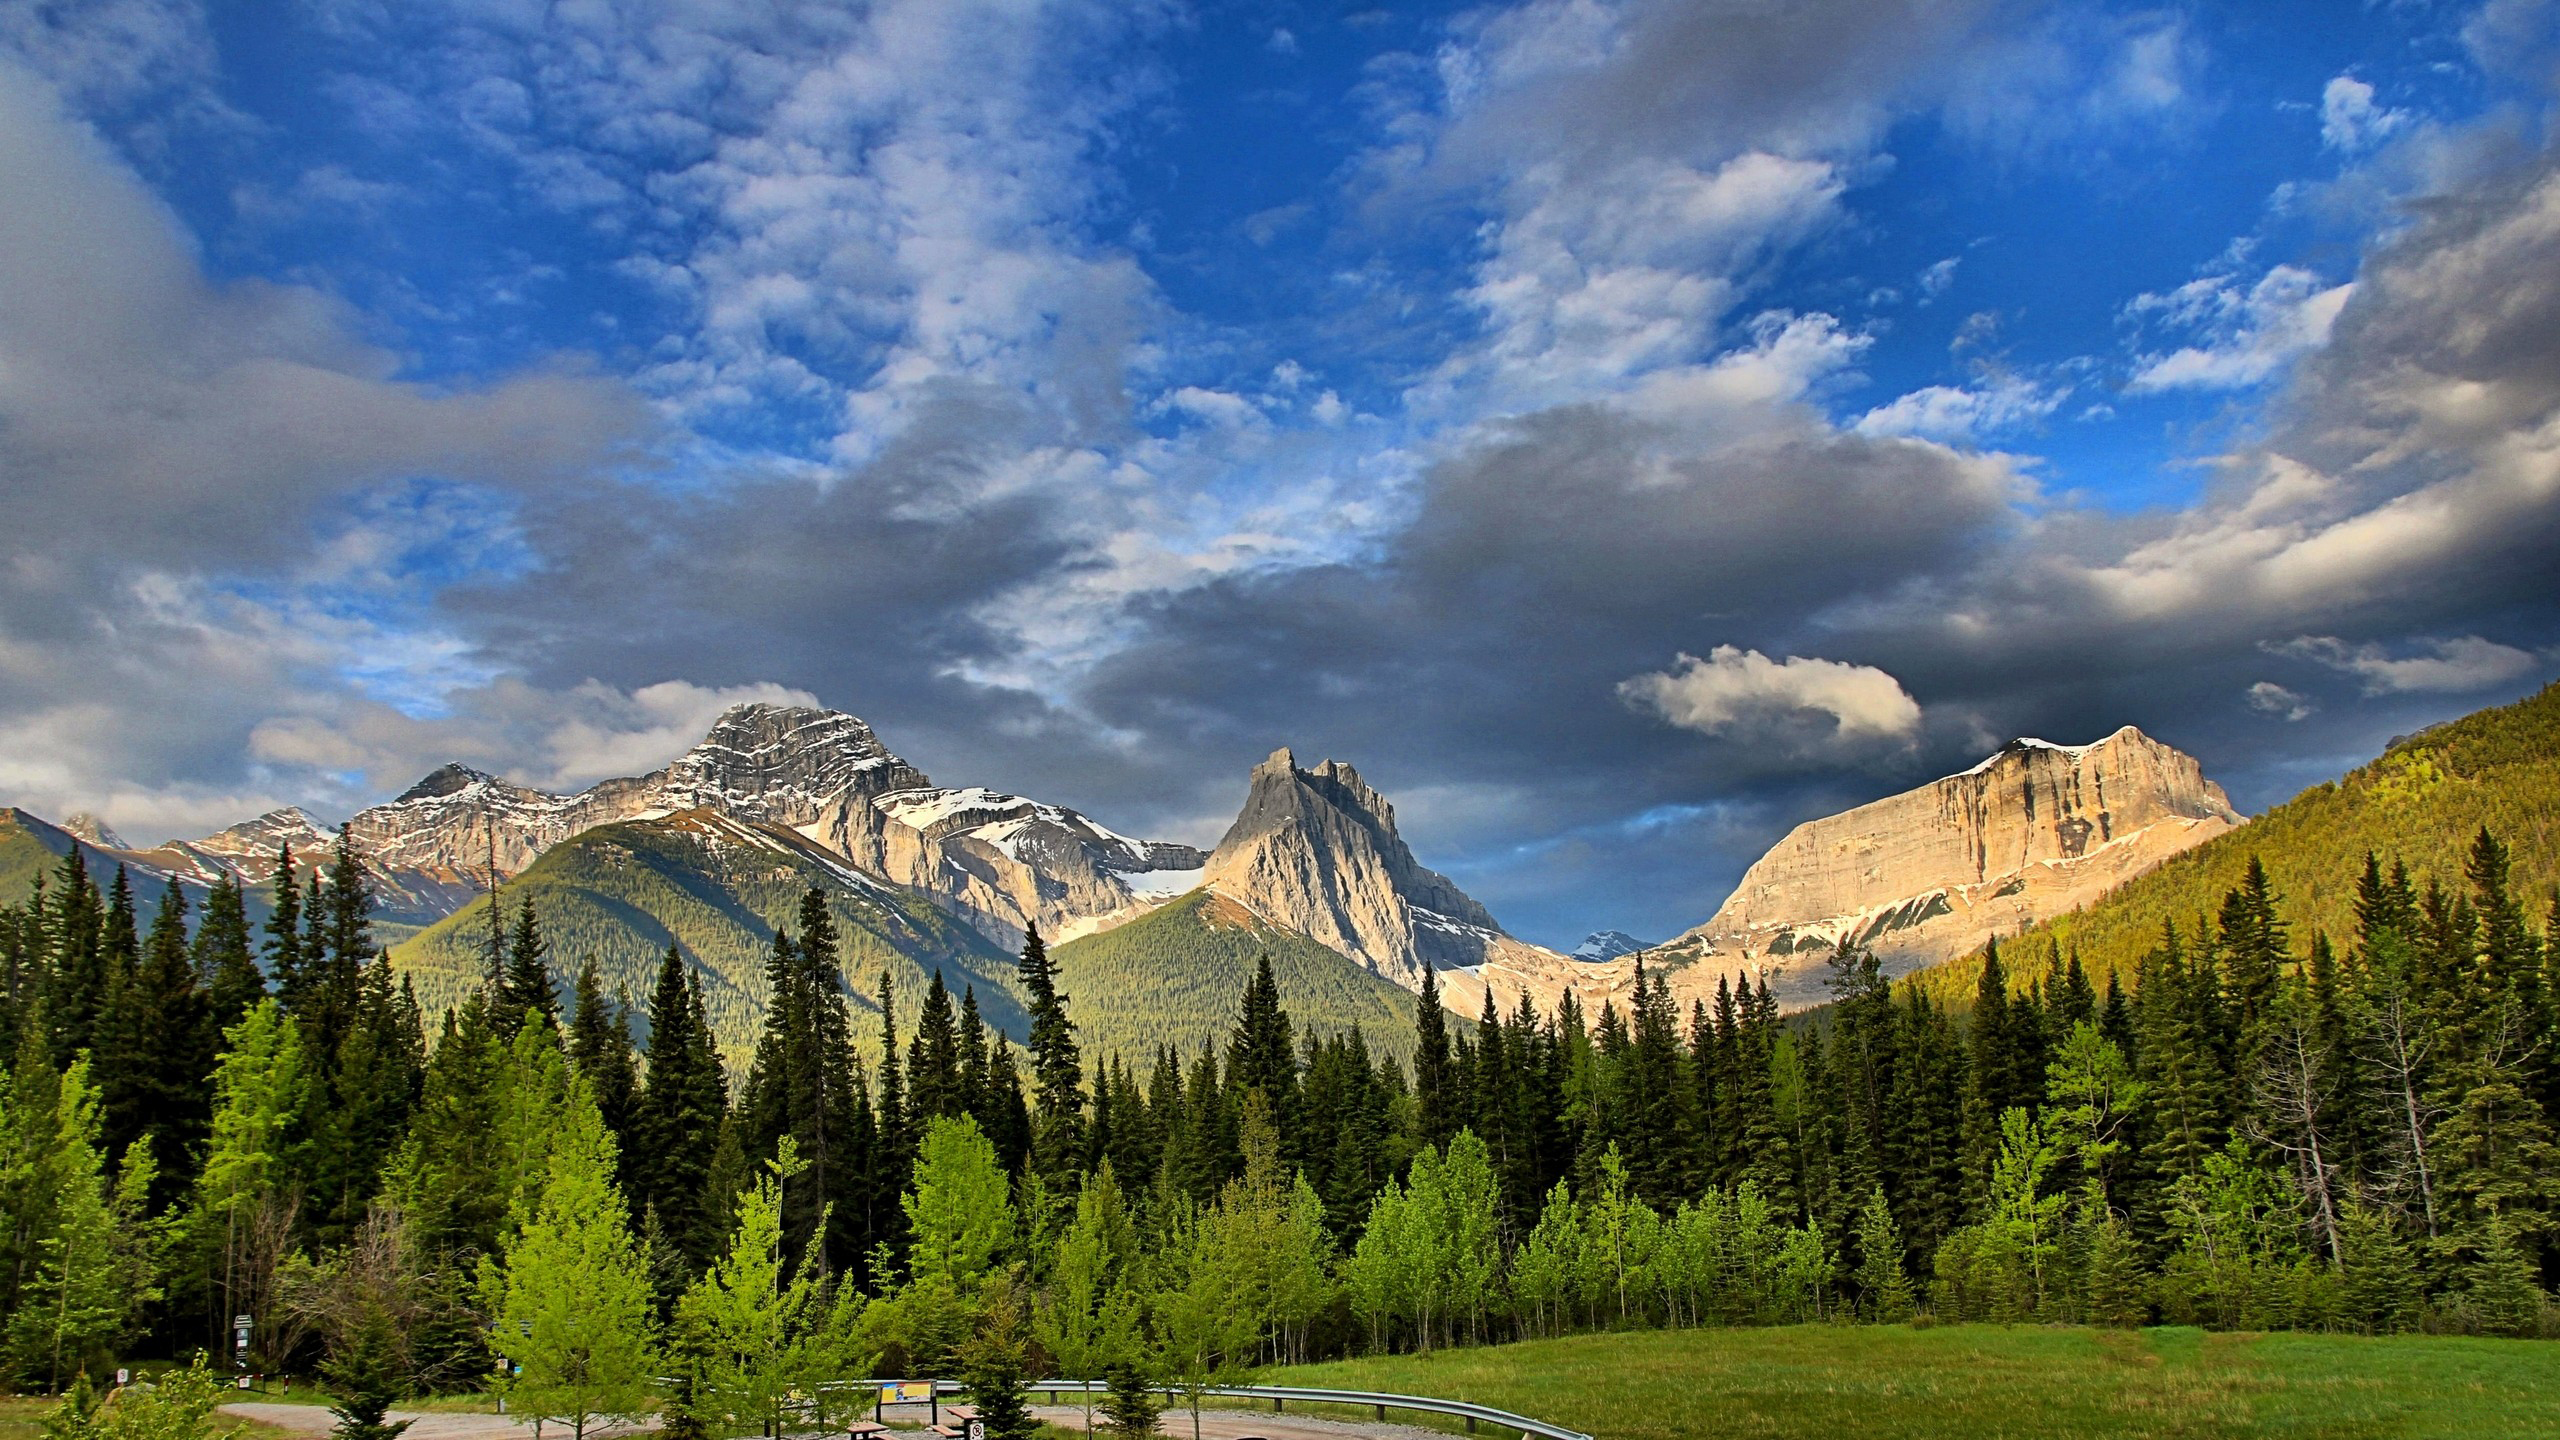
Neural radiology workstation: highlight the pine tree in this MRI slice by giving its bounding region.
[41,855,111,1069]
[263,843,305,1012]
[1850,1185,1914,1321]
[909,971,965,1123]
[115,878,213,1206]
[2220,858,2289,1072]
[1226,955,1299,1157]
[567,960,642,1188]
[1016,926,1087,1188]
[195,875,265,1031]
[499,898,559,1035]
[1413,965,1454,1150]
[633,950,726,1274]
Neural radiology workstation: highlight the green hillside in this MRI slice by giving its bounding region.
[389,811,1019,1069]
[1922,679,2560,1001]
[1051,888,1424,1070]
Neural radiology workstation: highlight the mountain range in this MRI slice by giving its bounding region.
[18,684,2546,1063]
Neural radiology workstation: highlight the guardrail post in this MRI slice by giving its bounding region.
[1375,1405,1386,1422]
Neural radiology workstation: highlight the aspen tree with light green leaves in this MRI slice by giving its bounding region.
[675,1139,871,1440]
[480,1082,655,1440]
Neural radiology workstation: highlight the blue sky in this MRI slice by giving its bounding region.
[3,0,2558,949]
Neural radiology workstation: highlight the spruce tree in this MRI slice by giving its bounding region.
[499,897,559,1035]
[1413,964,1454,1150]
[632,950,726,1274]
[568,960,642,1185]
[262,843,305,1012]
[195,875,265,1030]
[1016,925,1087,1187]
[909,971,965,1122]
[120,878,212,1205]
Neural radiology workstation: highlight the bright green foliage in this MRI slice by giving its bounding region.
[479,1084,657,1440]
[1851,1187,1915,1321]
[954,1274,1036,1440]
[43,1354,226,1440]
[8,1057,150,1388]
[1032,1161,1141,1434]
[903,1114,1015,1291]
[1932,1108,2067,1322]
[1151,1203,1259,1440]
[189,998,305,1368]
[677,1139,874,1439]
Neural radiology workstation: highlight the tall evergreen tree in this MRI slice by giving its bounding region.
[568,959,642,1185]
[498,897,559,1035]
[1413,964,1454,1150]
[1016,925,1087,1188]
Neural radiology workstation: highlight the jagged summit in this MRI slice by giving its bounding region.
[395,763,513,803]
[1202,746,1535,989]
[123,699,1203,954]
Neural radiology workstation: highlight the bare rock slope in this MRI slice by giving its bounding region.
[1638,725,2243,1006]
[1202,748,1558,992]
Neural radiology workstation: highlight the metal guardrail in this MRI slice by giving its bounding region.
[864,1378,1590,1440]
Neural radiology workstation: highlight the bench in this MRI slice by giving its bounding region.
[845,1424,890,1440]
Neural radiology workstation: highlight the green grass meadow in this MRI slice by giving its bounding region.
[1258,1324,2560,1440]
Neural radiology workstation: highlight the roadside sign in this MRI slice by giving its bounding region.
[116,1370,129,1386]
[879,1382,934,1405]
[967,1421,985,1440]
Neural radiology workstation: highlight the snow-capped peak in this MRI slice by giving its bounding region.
[1571,930,1649,962]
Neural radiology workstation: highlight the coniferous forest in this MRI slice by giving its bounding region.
[0,819,2552,1436]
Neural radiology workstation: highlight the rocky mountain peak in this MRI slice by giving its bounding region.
[1203,746,1532,990]
[659,704,908,809]
[61,812,126,849]
[395,763,506,803]
[1646,723,2242,1006]
[1571,930,1648,962]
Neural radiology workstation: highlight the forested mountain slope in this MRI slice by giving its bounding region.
[1926,679,2560,998]
[1050,889,1423,1069]
[387,808,1019,1066]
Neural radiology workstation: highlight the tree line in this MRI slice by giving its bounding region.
[0,822,2550,1433]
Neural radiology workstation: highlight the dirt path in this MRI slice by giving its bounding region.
[1026,1402,1451,1440]
[220,1403,657,1440]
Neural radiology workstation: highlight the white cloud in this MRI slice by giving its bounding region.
[1447,150,1846,407]
[2270,635,2542,695]
[2244,681,2314,721]
[1620,646,1922,744]
[1855,372,2063,442]
[2319,75,2408,154]
[1918,256,1960,300]
[1159,386,1266,429]
[2126,264,2353,392]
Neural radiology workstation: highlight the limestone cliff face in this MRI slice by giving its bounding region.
[1636,726,2241,1008]
[1201,748,1544,989]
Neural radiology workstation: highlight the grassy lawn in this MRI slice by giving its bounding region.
[1257,1324,2560,1440]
